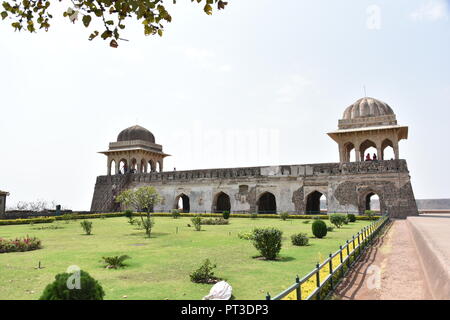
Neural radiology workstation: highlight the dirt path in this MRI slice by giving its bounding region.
[333,220,431,300]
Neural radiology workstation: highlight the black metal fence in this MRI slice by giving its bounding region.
[266,215,389,300]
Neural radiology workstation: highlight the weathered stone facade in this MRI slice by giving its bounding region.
[91,97,419,218]
[91,160,418,218]
[0,190,9,216]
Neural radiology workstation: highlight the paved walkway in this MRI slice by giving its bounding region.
[333,219,431,300]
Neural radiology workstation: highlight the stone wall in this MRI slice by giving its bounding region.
[90,159,419,218]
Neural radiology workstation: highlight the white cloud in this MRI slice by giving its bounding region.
[410,0,449,22]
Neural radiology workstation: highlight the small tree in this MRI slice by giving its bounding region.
[171,209,181,219]
[329,213,347,228]
[189,259,220,284]
[80,220,92,235]
[279,212,289,221]
[191,216,202,231]
[312,220,327,239]
[116,186,161,238]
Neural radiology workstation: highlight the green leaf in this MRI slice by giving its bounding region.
[82,15,91,27]
[0,11,7,20]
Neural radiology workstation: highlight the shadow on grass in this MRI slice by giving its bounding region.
[252,255,295,262]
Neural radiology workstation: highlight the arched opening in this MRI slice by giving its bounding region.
[213,192,231,213]
[344,142,356,162]
[305,191,324,214]
[257,192,276,214]
[156,161,161,172]
[149,160,156,172]
[360,139,378,161]
[381,139,395,160]
[175,194,190,213]
[365,192,379,212]
[140,159,147,173]
[119,159,128,174]
[110,160,116,175]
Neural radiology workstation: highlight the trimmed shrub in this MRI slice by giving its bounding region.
[171,209,181,219]
[291,233,309,246]
[252,228,283,260]
[347,214,356,223]
[0,236,42,253]
[330,213,347,228]
[327,226,334,232]
[312,220,327,239]
[102,255,131,269]
[40,270,105,300]
[279,212,289,221]
[80,220,93,235]
[190,259,220,284]
[191,216,202,231]
[222,211,230,220]
[201,218,229,225]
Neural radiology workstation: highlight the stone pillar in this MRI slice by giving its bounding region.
[159,160,163,172]
[377,147,383,160]
[115,161,120,175]
[107,158,111,175]
[355,148,361,162]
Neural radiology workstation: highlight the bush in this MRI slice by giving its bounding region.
[171,209,181,219]
[80,220,93,235]
[201,218,229,225]
[302,220,310,224]
[191,216,202,231]
[190,259,220,284]
[124,210,134,224]
[327,226,334,232]
[279,212,289,221]
[222,211,230,220]
[329,213,347,228]
[0,236,42,253]
[140,214,155,238]
[347,214,356,223]
[237,231,254,240]
[102,255,131,269]
[343,216,349,225]
[40,270,105,300]
[252,228,283,260]
[291,233,309,246]
[312,220,327,238]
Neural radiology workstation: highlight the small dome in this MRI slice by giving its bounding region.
[117,125,155,143]
[343,97,395,120]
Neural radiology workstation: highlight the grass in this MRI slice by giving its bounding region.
[0,217,370,300]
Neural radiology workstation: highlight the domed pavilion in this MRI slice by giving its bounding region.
[327,97,409,162]
[100,125,170,175]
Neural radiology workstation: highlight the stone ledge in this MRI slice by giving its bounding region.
[407,215,450,299]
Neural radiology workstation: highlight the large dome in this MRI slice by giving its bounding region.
[343,97,395,120]
[117,125,155,143]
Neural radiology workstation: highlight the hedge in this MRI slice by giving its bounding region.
[0,212,380,226]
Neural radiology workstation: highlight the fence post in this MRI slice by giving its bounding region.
[315,263,321,300]
[346,240,350,269]
[339,245,344,277]
[296,275,301,300]
[328,253,333,290]
[266,292,271,300]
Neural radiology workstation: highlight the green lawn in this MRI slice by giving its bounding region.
[0,217,369,300]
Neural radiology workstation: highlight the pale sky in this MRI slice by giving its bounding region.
[1,0,449,210]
